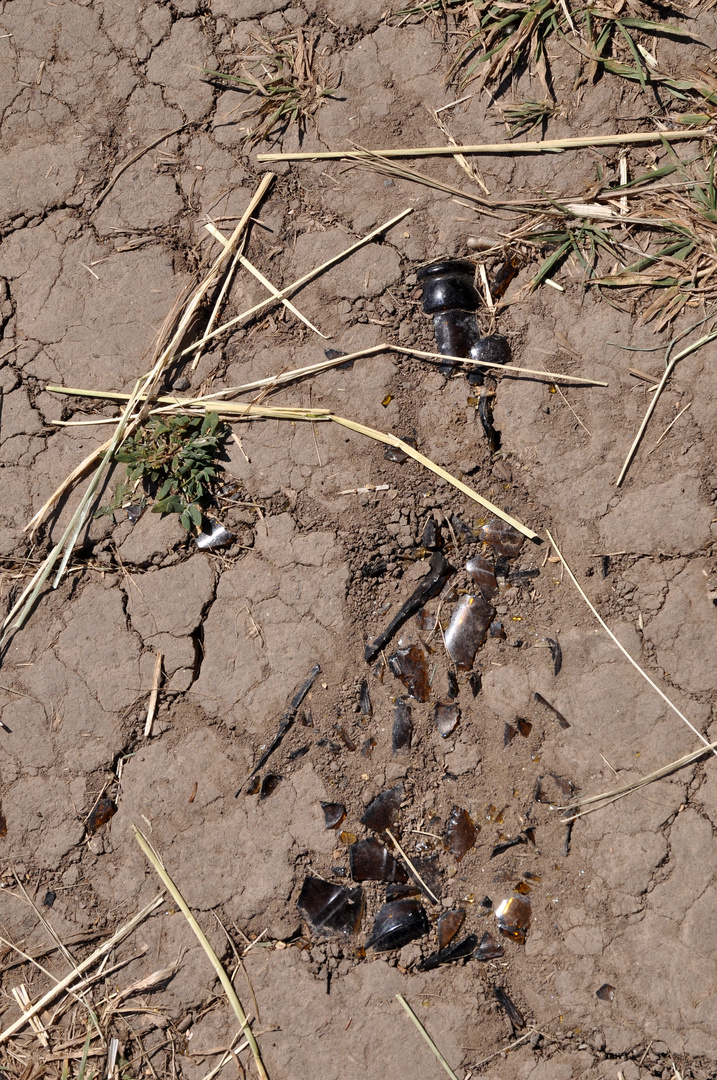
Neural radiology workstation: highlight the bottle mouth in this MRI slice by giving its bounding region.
[417,259,476,280]
[417,260,482,314]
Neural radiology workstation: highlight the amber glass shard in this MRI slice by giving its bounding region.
[349,838,408,883]
[362,737,377,757]
[444,806,478,861]
[297,876,364,938]
[366,898,429,951]
[87,798,117,834]
[437,908,465,950]
[434,702,461,738]
[493,985,525,1028]
[596,983,615,1001]
[479,518,524,558]
[360,783,404,833]
[359,679,373,716]
[444,595,494,669]
[504,723,517,746]
[321,802,346,830]
[474,931,504,960]
[259,773,281,799]
[388,643,431,701]
[392,699,413,755]
[516,718,532,738]
[340,830,357,845]
[419,934,478,971]
[465,556,498,601]
[495,895,531,943]
[386,883,420,901]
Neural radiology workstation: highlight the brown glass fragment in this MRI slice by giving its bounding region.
[419,934,478,971]
[516,717,532,738]
[493,985,525,1029]
[546,637,562,675]
[365,552,456,663]
[87,797,117,834]
[479,518,524,559]
[491,834,528,857]
[340,830,357,845]
[349,838,408,883]
[469,672,481,696]
[489,619,506,640]
[388,644,430,702]
[444,806,478,861]
[596,983,615,1001]
[434,702,461,738]
[514,881,531,895]
[474,931,504,960]
[504,723,517,746]
[386,883,420,901]
[321,802,346,830]
[361,736,377,757]
[420,519,442,550]
[495,895,531,943]
[360,783,404,833]
[437,908,465,950]
[0,805,6,838]
[385,436,416,463]
[246,775,261,795]
[444,594,494,669]
[466,556,498,601]
[392,699,413,755]
[297,876,364,938]
[359,679,372,716]
[533,692,571,729]
[446,670,459,699]
[259,773,281,799]
[366,898,429,951]
[535,774,574,804]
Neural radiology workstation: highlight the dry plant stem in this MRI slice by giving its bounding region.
[561,738,717,821]
[256,130,703,162]
[386,829,440,905]
[394,345,607,385]
[616,329,717,485]
[238,254,327,337]
[132,826,269,1080]
[396,994,461,1080]
[0,894,164,1043]
[177,208,413,357]
[546,530,716,755]
[93,122,193,210]
[24,436,115,536]
[144,652,163,738]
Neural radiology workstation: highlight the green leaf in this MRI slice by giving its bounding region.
[189,503,203,528]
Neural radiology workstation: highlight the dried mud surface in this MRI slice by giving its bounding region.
[2,2,717,1079]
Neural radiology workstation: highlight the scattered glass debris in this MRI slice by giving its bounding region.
[444,806,478,861]
[321,802,346,830]
[419,934,478,971]
[360,784,404,833]
[434,702,461,738]
[469,672,481,696]
[340,830,357,845]
[195,520,234,550]
[385,436,417,463]
[288,744,309,761]
[504,723,517,746]
[474,931,504,960]
[388,643,431,702]
[535,774,574,804]
[437,908,465,950]
[365,552,455,662]
[444,595,495,669]
[349,838,408,883]
[479,519,524,558]
[392,699,413,755]
[361,737,377,757]
[297,876,364,938]
[420,519,442,550]
[495,895,531,943]
[87,797,117,834]
[366,898,429,951]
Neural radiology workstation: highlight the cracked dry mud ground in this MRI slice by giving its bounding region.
[2,1,717,1078]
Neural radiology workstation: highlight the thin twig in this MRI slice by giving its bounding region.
[386,829,440,905]
[133,827,269,1080]
[93,123,193,210]
[646,401,692,456]
[546,530,716,755]
[396,994,461,1080]
[256,130,703,162]
[144,652,163,738]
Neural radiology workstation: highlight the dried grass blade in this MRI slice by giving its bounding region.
[132,826,269,1080]
[256,130,703,162]
[396,994,461,1080]
[616,329,717,485]
[546,530,716,754]
[24,437,114,536]
[393,345,607,385]
[144,652,163,738]
[0,894,164,1043]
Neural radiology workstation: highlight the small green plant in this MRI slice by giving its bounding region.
[204,29,339,147]
[114,413,229,532]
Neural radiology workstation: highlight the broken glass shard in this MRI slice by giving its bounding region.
[444,806,478,861]
[489,619,506,640]
[516,718,532,738]
[365,551,455,662]
[388,644,430,702]
[87,797,117,834]
[321,802,346,830]
[366,898,429,951]
[419,934,478,971]
[479,519,524,559]
[359,679,373,716]
[385,436,417,463]
[386,883,421,901]
[360,783,404,833]
[420,519,442,550]
[349,838,408,883]
[495,895,531,943]
[434,702,461,738]
[493,985,525,1029]
[596,983,615,1001]
[361,737,377,757]
[297,876,364,938]
[437,908,465,950]
[259,773,281,799]
[546,637,562,675]
[195,520,233,550]
[535,774,573,804]
[392,699,413,755]
[504,723,517,746]
[466,556,498,601]
[444,594,494,670]
[491,834,528,858]
[533,692,570,729]
[474,931,504,960]
[446,670,459,699]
